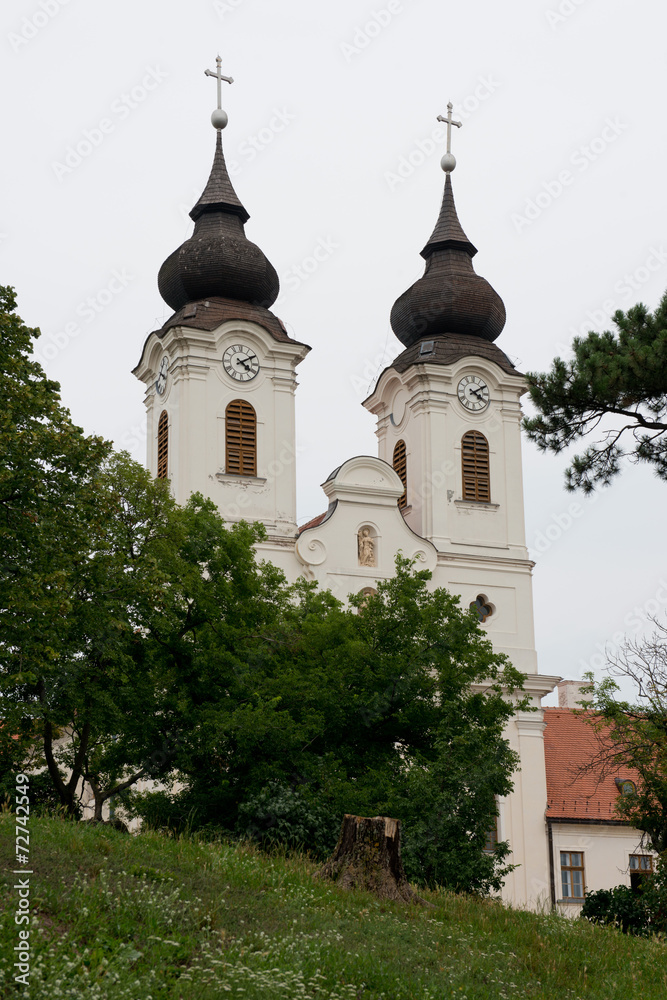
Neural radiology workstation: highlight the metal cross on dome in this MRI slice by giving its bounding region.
[437,102,462,153]
[205,54,234,110]
[436,102,462,172]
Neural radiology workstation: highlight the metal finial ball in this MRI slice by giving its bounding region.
[211,108,228,129]
[441,152,456,173]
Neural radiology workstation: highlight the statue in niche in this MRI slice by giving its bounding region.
[358,527,376,567]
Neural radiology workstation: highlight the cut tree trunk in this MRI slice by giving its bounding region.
[316,814,421,903]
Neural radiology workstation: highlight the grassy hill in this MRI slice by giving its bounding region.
[1,814,666,999]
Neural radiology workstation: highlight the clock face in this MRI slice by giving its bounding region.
[155,355,169,395]
[457,375,490,412]
[223,344,260,382]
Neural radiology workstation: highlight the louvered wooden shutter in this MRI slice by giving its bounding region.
[461,431,490,501]
[225,399,257,476]
[393,439,407,509]
[157,410,168,479]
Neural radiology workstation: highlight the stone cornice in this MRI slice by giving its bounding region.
[436,550,536,571]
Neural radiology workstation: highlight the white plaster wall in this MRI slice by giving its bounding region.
[365,357,529,555]
[363,356,538,675]
[551,822,653,916]
[134,320,308,536]
[494,676,560,911]
[133,334,561,913]
[293,456,438,602]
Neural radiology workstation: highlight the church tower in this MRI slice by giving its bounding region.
[132,59,309,569]
[363,111,557,908]
[363,109,537,676]
[131,82,558,908]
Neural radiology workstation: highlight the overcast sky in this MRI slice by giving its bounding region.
[3,0,666,696]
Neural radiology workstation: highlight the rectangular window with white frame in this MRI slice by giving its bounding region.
[629,854,653,892]
[560,851,585,900]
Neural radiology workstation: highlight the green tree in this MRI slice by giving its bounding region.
[1,285,110,812]
[31,454,189,820]
[1,286,525,891]
[523,293,667,492]
[3,444,273,820]
[132,557,525,894]
[0,288,267,819]
[580,620,667,854]
[0,284,111,685]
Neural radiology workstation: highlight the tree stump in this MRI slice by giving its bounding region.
[316,814,420,903]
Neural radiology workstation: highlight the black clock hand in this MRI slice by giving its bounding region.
[236,357,252,371]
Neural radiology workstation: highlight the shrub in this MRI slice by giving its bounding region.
[235,781,337,857]
[581,884,651,936]
[119,788,200,835]
[582,857,667,937]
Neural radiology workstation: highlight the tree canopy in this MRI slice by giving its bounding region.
[523,292,667,492]
[129,555,526,893]
[0,286,203,816]
[1,285,527,894]
[0,284,111,685]
[581,621,667,854]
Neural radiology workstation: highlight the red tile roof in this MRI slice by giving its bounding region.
[544,708,640,822]
[297,512,327,535]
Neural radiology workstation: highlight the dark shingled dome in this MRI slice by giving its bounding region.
[158,131,280,312]
[390,173,506,347]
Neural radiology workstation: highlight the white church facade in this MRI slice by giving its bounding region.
[131,79,650,911]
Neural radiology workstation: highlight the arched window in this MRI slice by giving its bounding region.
[157,410,168,479]
[225,399,257,476]
[357,586,377,611]
[483,811,499,854]
[393,439,407,509]
[461,431,490,502]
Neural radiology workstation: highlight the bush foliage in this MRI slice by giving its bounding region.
[582,856,667,936]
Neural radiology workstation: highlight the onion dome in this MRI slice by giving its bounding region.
[390,172,506,347]
[158,129,280,311]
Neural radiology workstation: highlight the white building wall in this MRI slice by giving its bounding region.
[551,822,653,916]
[133,319,606,914]
[488,676,560,910]
[365,358,528,554]
[133,319,308,537]
[363,356,538,674]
